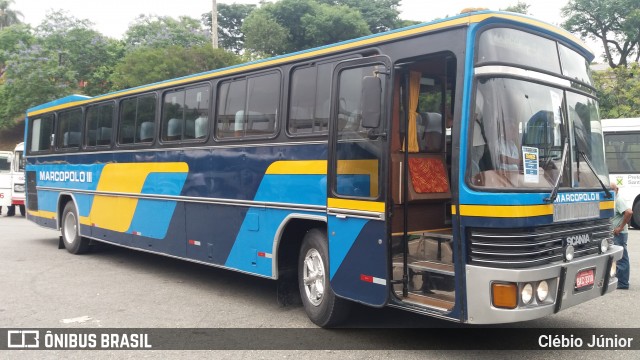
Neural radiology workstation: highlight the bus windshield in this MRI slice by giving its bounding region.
[468,27,608,190]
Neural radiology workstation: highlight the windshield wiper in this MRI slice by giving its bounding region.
[577,151,613,199]
[544,138,568,203]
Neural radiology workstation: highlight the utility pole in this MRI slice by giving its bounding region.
[211,0,218,48]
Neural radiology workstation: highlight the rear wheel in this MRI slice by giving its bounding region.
[61,202,90,254]
[298,228,350,327]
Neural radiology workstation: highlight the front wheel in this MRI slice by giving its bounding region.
[298,228,350,327]
[61,202,90,254]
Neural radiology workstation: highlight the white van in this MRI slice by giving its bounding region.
[9,142,25,216]
[0,150,12,211]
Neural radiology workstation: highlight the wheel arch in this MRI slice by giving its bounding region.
[272,214,327,279]
[57,192,79,232]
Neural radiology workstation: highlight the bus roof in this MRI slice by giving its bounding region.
[601,118,640,132]
[27,10,591,117]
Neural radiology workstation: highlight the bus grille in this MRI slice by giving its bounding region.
[467,219,612,268]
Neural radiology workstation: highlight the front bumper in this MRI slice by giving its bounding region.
[465,245,623,324]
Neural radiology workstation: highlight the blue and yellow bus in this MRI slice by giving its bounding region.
[24,10,622,327]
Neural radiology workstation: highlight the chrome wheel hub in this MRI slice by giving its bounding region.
[303,248,325,306]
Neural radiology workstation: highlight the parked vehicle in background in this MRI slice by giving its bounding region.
[602,118,640,228]
[0,151,12,212]
[10,142,25,215]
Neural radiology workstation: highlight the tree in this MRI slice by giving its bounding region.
[202,3,256,54]
[243,0,370,56]
[0,24,34,73]
[501,1,531,14]
[242,11,289,57]
[124,15,210,50]
[0,0,22,30]
[301,4,371,47]
[562,0,640,68]
[0,43,77,128]
[109,45,241,90]
[593,63,640,118]
[317,0,402,33]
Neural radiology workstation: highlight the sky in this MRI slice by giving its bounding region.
[13,0,598,57]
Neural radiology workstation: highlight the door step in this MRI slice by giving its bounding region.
[395,291,455,311]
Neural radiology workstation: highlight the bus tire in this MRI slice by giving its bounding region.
[632,201,640,229]
[298,228,350,327]
[19,204,25,216]
[61,202,90,254]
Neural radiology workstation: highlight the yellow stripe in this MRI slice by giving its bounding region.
[328,198,385,213]
[27,209,56,220]
[459,204,553,218]
[600,201,614,210]
[89,162,188,232]
[459,200,614,218]
[451,205,457,215]
[266,159,378,197]
[266,160,326,175]
[27,13,588,117]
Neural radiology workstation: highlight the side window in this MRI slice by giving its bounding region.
[216,72,280,139]
[58,109,83,150]
[119,94,157,145]
[86,103,114,147]
[288,62,332,135]
[216,79,246,139]
[162,85,210,142]
[29,114,55,153]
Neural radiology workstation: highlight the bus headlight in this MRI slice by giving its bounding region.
[14,184,24,192]
[521,283,533,304]
[600,239,609,253]
[564,245,574,261]
[536,280,549,302]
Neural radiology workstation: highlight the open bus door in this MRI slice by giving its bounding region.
[326,56,391,306]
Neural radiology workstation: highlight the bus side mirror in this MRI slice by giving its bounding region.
[361,76,381,129]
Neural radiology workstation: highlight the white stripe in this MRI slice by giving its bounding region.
[372,277,386,285]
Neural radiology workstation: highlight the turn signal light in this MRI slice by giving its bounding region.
[492,282,517,309]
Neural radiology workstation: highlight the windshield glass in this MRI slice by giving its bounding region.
[0,155,10,172]
[469,78,568,189]
[15,150,25,172]
[567,93,609,186]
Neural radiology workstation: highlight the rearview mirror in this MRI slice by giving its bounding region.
[361,76,381,129]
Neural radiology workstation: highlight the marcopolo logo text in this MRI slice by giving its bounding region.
[39,170,93,183]
[554,192,600,203]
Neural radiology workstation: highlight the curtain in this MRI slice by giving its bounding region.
[404,71,421,153]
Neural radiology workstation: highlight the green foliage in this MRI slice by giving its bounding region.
[243,0,371,56]
[0,24,34,68]
[0,43,77,128]
[317,0,402,33]
[594,63,640,118]
[562,0,640,67]
[301,4,371,47]
[35,11,124,95]
[202,3,256,54]
[109,45,241,90]
[124,15,210,50]
[501,1,531,14]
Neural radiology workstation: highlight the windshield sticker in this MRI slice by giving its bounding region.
[522,146,539,183]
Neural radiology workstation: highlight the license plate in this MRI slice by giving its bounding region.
[575,268,595,290]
